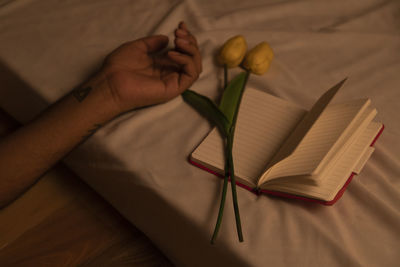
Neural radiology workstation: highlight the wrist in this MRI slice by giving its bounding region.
[74,75,122,124]
[88,69,138,115]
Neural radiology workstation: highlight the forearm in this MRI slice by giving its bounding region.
[0,80,118,207]
[0,22,201,208]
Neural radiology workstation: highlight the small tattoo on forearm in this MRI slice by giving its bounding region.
[73,86,92,102]
[82,123,102,140]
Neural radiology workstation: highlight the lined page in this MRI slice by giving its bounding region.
[191,87,306,186]
[262,122,382,201]
[353,147,375,174]
[260,99,372,182]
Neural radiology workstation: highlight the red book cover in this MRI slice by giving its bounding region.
[189,124,384,205]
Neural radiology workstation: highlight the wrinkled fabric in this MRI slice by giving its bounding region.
[0,1,399,266]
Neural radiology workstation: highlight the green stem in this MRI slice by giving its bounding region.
[210,64,231,244]
[211,70,250,243]
[210,65,233,244]
[210,141,230,244]
[227,133,243,242]
[231,70,250,129]
[223,64,228,89]
[228,70,250,242]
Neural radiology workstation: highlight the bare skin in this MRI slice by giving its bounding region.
[0,22,202,208]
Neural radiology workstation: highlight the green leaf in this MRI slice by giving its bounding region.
[182,89,230,136]
[219,71,248,124]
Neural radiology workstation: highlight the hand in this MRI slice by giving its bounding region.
[94,22,202,113]
[0,23,202,207]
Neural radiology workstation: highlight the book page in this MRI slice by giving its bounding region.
[190,87,306,187]
[313,105,376,180]
[257,79,347,176]
[353,147,375,174]
[258,98,373,184]
[261,122,382,201]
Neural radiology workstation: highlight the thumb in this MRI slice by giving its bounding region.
[139,35,169,53]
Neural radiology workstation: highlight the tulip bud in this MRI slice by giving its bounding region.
[218,35,247,68]
[243,42,274,75]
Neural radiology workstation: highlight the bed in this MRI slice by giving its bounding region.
[1,0,399,266]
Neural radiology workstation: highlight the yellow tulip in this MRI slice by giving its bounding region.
[218,35,247,68]
[243,42,274,75]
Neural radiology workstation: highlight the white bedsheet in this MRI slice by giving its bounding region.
[1,0,399,266]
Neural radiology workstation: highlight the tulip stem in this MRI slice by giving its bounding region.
[227,70,250,242]
[223,64,228,89]
[210,70,250,243]
[227,133,243,242]
[211,141,230,244]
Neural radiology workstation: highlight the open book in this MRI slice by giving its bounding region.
[189,79,384,205]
